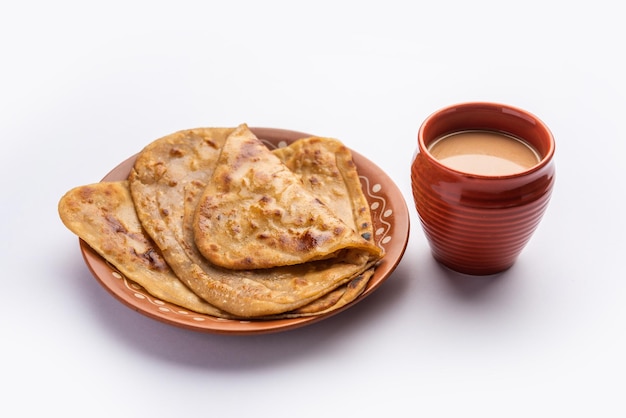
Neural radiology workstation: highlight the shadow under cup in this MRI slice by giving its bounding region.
[411,102,556,275]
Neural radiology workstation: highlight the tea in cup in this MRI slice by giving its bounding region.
[411,102,556,275]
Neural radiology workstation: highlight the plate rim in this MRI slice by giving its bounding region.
[80,127,410,335]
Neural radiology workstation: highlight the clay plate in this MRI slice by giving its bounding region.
[79,127,410,335]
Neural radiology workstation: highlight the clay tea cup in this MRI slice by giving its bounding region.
[410,102,556,275]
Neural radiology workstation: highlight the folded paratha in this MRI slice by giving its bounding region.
[57,181,234,317]
[193,126,382,269]
[129,124,382,318]
[269,268,374,318]
[272,136,377,246]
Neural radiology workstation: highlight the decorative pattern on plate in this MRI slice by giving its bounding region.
[360,176,393,249]
[107,262,232,323]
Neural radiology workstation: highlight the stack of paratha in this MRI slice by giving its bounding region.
[59,124,384,319]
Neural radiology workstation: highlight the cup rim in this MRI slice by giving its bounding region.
[418,101,555,179]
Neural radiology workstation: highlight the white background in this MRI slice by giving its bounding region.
[2,1,625,417]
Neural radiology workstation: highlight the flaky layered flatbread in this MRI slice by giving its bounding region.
[129,124,382,317]
[58,123,384,319]
[193,126,381,269]
[58,181,234,317]
[58,181,375,319]
[272,136,377,245]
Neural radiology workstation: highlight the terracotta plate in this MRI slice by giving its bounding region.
[79,127,410,335]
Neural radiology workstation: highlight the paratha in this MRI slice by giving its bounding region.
[193,126,382,269]
[58,180,371,319]
[272,136,377,246]
[269,268,374,318]
[129,124,382,318]
[57,181,234,317]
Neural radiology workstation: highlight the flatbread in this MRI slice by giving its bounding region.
[58,181,376,319]
[193,126,382,269]
[129,124,382,318]
[57,181,233,317]
[271,268,374,318]
[272,136,377,246]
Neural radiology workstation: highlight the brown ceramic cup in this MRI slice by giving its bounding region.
[411,102,556,275]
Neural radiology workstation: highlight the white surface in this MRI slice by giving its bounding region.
[2,1,625,417]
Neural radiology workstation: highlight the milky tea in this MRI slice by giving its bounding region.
[428,130,541,176]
